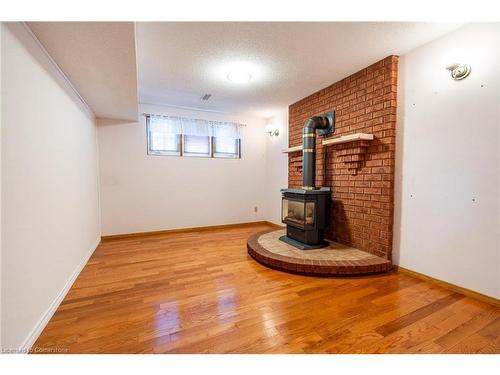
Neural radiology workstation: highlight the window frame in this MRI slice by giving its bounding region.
[212,137,241,159]
[146,115,182,157]
[182,134,212,158]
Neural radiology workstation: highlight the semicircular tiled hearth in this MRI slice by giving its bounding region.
[247,229,392,276]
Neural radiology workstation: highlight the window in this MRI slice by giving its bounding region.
[213,122,241,158]
[184,135,211,156]
[146,115,242,158]
[147,116,181,156]
[182,118,211,157]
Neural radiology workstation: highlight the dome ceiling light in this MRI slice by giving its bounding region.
[227,70,253,84]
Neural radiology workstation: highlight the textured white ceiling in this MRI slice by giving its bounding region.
[28,22,139,121]
[136,22,463,118]
[26,22,464,121]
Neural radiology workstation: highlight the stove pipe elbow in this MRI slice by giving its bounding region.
[302,115,331,190]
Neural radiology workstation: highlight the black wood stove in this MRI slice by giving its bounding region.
[280,112,335,250]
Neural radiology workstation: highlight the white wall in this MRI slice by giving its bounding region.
[97,103,269,235]
[394,23,500,299]
[264,109,289,225]
[0,22,3,349]
[1,23,101,349]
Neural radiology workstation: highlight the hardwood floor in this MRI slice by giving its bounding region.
[33,223,499,354]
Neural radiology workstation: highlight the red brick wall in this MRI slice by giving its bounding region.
[288,56,398,260]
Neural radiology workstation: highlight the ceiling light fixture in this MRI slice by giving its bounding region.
[227,70,252,84]
[209,60,267,86]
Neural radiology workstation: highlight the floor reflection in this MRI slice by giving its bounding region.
[153,300,180,339]
[216,288,237,317]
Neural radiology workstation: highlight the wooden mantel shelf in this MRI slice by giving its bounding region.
[282,145,302,153]
[322,133,374,146]
[283,133,373,153]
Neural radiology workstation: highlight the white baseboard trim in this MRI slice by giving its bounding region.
[18,237,100,353]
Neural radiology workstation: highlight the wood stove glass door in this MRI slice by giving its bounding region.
[282,198,316,227]
[305,201,315,226]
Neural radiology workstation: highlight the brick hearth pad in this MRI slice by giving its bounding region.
[247,229,392,276]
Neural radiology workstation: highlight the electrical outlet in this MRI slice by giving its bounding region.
[254,206,258,213]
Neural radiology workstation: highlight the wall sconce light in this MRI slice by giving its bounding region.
[446,63,471,80]
[266,124,279,136]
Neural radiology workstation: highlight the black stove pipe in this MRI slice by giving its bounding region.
[302,115,331,190]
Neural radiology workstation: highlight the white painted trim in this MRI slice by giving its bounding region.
[322,132,374,146]
[18,238,100,353]
[21,22,95,120]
